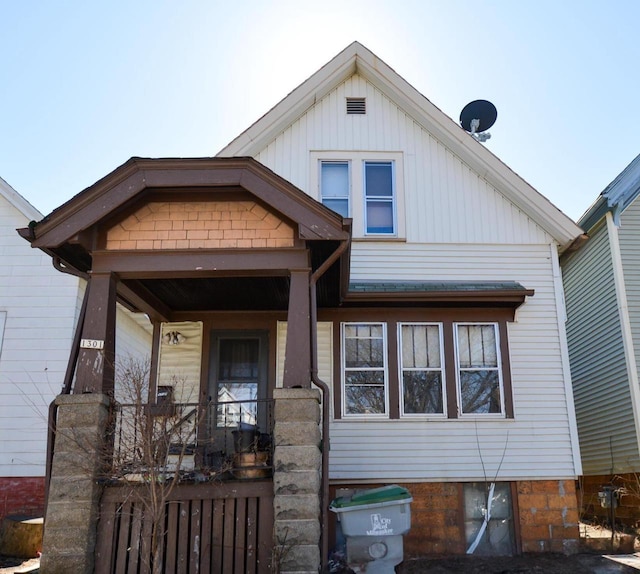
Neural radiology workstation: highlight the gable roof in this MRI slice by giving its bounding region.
[218,41,583,252]
[0,175,42,221]
[24,156,350,251]
[579,153,640,231]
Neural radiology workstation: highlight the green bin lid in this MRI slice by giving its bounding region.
[330,485,411,509]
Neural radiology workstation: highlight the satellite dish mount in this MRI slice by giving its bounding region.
[460,100,497,143]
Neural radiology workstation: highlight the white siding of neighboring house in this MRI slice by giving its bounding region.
[0,191,153,478]
[563,219,638,474]
[0,197,80,478]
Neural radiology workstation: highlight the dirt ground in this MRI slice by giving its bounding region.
[397,553,639,573]
[1,552,640,573]
[0,554,637,573]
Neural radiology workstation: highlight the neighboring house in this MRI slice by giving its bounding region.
[23,43,585,573]
[562,153,640,521]
[0,176,152,524]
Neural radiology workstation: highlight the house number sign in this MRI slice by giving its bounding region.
[80,339,105,350]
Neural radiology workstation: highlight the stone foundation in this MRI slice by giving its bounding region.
[329,479,580,557]
[517,480,580,553]
[0,477,45,523]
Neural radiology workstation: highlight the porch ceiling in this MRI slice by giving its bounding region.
[116,250,342,315]
[128,277,290,311]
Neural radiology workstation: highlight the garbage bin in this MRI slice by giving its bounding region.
[330,485,412,573]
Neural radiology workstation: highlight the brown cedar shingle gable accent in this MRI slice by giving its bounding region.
[22,157,350,250]
[104,200,296,250]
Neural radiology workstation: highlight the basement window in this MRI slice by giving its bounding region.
[464,482,516,556]
[346,97,366,115]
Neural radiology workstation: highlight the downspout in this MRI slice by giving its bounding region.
[52,255,90,282]
[309,239,349,572]
[45,257,90,520]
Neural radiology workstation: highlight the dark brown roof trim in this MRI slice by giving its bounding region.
[24,157,350,249]
[91,248,311,279]
[342,281,534,308]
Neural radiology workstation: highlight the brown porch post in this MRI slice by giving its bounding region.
[283,268,311,388]
[74,272,117,394]
[41,273,117,573]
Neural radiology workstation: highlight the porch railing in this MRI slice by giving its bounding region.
[109,398,274,483]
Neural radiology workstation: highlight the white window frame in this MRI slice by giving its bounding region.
[320,160,351,218]
[310,151,405,239]
[454,322,505,417]
[398,322,446,418]
[363,161,396,236]
[341,322,389,418]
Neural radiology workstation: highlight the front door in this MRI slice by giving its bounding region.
[208,331,269,454]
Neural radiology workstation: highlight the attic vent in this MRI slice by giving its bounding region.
[346,97,366,115]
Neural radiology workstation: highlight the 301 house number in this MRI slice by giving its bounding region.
[80,339,105,350]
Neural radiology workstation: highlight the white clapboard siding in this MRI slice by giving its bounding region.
[254,74,552,247]
[0,197,80,477]
[327,243,576,481]
[1,193,156,477]
[276,320,333,390]
[563,220,639,474]
[115,306,153,365]
[156,322,203,404]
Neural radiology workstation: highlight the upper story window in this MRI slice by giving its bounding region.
[311,151,404,239]
[342,322,388,417]
[320,161,350,218]
[364,161,395,234]
[455,323,504,416]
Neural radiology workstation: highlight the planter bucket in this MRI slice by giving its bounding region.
[232,428,259,453]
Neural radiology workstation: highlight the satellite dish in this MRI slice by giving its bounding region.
[460,100,497,142]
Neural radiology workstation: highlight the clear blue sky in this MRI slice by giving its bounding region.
[2,0,639,222]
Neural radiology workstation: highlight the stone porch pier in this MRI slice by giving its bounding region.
[272,388,322,573]
[40,394,111,574]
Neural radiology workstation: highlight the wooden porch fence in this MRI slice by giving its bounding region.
[95,480,274,574]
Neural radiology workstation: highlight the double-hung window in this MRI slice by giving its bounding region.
[364,161,395,235]
[399,323,445,416]
[313,152,404,238]
[342,322,388,416]
[336,318,511,420]
[320,161,350,218]
[455,323,504,415]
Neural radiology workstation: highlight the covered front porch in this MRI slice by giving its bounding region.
[20,157,351,574]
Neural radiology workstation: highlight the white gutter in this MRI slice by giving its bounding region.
[550,243,583,476]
